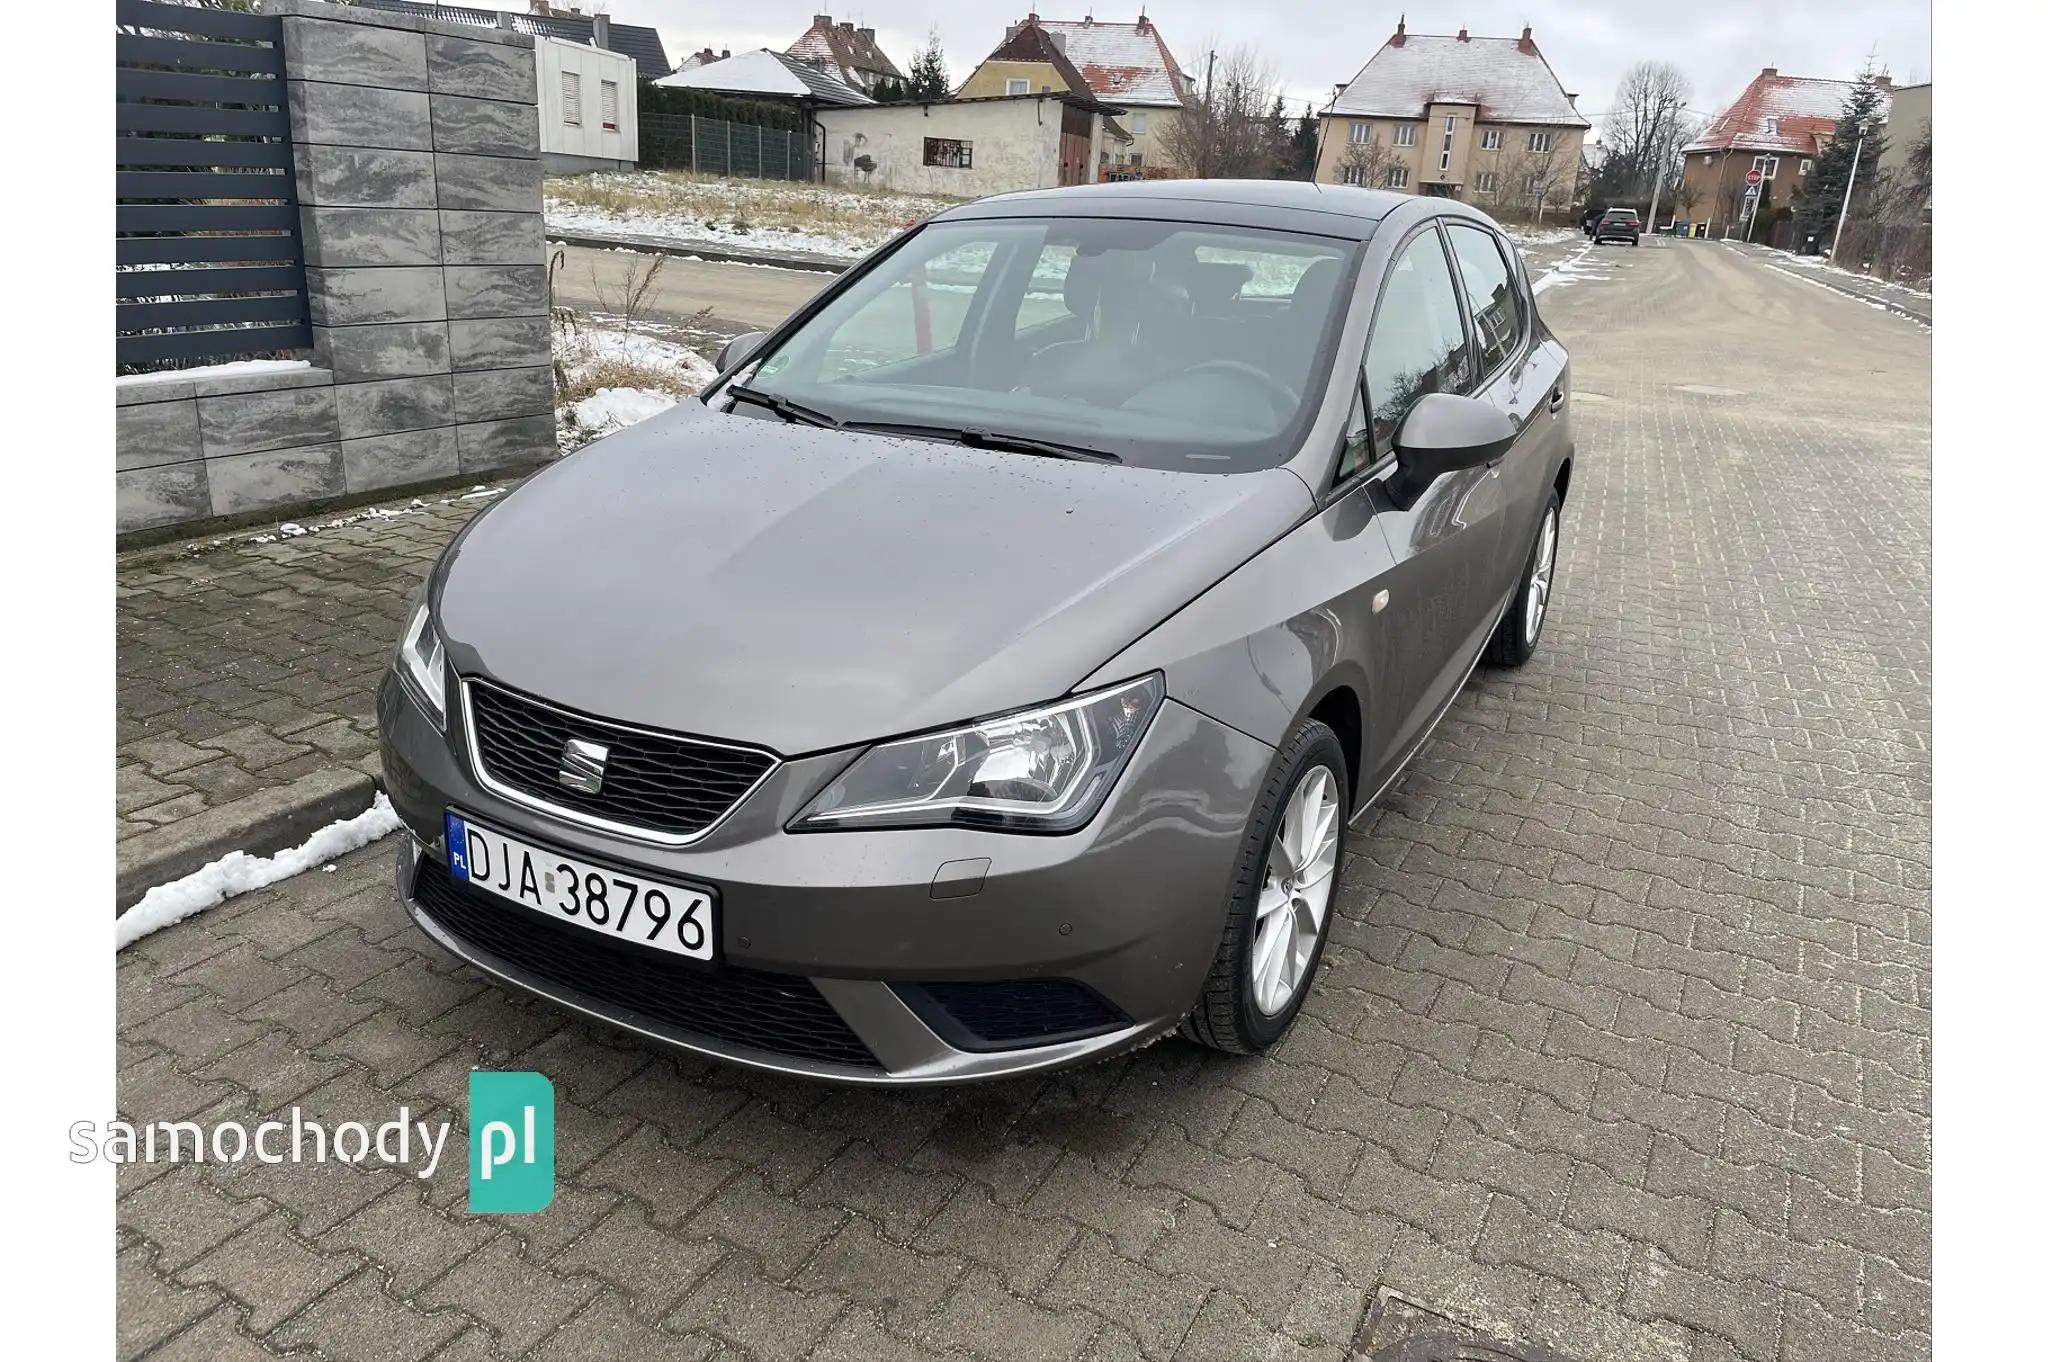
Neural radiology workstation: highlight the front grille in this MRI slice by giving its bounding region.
[464,680,776,840]
[411,858,879,1069]
[896,979,1128,1052]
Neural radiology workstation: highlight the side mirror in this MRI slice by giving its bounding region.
[1389,392,1516,506]
[717,330,769,373]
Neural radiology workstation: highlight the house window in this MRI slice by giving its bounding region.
[1799,158,1813,175]
[1128,152,1143,168]
[1764,116,1780,136]
[1481,127,1502,150]
[1393,123,1416,147]
[1440,115,1455,171]
[1342,164,1367,185]
[1527,129,1553,152]
[600,80,618,132]
[1387,166,1409,189]
[923,137,972,169]
[1525,174,1545,194]
[1348,121,1371,144]
[1752,154,1779,179]
[1475,171,1499,193]
[1132,112,1147,133]
[1006,78,1029,95]
[560,71,582,126]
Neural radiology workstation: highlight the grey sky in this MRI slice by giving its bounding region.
[593,1,1929,141]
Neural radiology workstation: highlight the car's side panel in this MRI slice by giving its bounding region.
[1076,484,1395,767]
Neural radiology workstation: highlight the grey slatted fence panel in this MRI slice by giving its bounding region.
[115,0,309,369]
[636,113,813,182]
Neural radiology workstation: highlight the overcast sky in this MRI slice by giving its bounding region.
[588,0,1929,138]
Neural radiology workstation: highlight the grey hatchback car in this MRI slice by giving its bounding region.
[379,180,1573,1085]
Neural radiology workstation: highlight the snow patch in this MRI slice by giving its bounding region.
[572,386,677,434]
[116,794,404,950]
[117,358,311,388]
[1532,244,1605,295]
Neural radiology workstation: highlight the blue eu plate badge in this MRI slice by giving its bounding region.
[446,811,471,881]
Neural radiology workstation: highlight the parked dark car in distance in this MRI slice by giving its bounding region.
[379,179,1576,1086]
[1594,208,1641,245]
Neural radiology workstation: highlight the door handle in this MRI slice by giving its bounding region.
[1548,386,1566,413]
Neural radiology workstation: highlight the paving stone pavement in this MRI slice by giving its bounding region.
[115,238,1931,1362]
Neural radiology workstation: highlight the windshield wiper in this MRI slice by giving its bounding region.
[724,384,842,428]
[844,421,1122,464]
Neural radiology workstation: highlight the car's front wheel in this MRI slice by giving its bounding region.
[1486,489,1562,667]
[1183,719,1348,1054]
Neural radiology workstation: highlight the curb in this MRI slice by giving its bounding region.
[547,229,852,275]
[1760,263,1932,325]
[116,765,382,913]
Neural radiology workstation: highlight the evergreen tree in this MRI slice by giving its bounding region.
[906,30,950,101]
[1798,70,1889,237]
[1291,111,1319,179]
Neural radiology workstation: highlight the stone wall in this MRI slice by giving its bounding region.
[116,0,556,536]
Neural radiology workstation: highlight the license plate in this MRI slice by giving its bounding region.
[444,811,715,962]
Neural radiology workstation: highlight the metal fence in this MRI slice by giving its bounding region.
[639,113,816,182]
[115,0,310,368]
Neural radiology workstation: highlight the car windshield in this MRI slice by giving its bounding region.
[722,217,1363,473]
[1604,210,1638,220]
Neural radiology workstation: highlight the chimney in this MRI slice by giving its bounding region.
[592,12,610,50]
[497,11,515,29]
[857,26,875,44]
[529,0,550,14]
[720,48,729,59]
[1873,73,1894,91]
[1518,24,1535,54]
[1761,66,1778,77]
[1136,12,1150,34]
[1566,93,1578,109]
[838,22,855,37]
[1391,16,1406,47]
[813,14,832,28]
[1457,27,1470,42]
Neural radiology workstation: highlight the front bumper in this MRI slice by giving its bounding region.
[378,672,1275,1085]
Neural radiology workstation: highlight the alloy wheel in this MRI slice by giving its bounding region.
[1524,507,1558,645]
[1251,764,1340,1015]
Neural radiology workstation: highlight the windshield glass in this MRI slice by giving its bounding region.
[725,217,1362,472]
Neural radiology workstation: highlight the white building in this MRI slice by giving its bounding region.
[816,92,1125,198]
[538,35,638,174]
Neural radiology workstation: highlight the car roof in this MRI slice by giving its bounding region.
[931,178,1417,241]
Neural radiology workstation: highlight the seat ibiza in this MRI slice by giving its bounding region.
[380,181,1574,1085]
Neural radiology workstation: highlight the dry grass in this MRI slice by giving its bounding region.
[544,170,960,252]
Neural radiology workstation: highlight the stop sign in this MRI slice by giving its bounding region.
[1745,168,1764,186]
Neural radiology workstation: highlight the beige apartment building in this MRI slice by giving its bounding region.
[1315,22,1589,218]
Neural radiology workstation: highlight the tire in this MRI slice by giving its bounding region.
[1485,489,1562,668]
[1182,719,1348,1055]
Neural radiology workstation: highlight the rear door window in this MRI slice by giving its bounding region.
[1445,224,1524,381]
[1363,227,1474,449]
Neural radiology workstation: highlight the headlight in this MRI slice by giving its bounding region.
[394,582,446,728]
[794,675,1164,832]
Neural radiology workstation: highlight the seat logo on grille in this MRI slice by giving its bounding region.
[556,738,609,794]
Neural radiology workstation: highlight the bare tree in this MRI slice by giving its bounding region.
[1159,43,1289,179]
[1601,61,1693,200]
[1335,130,1398,188]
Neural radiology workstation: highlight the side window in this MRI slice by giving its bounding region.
[1445,225,1524,380]
[1362,227,1473,450]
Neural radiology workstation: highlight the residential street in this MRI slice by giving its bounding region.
[547,242,831,344]
[116,238,1931,1362]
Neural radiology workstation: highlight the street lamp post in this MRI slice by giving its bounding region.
[1828,133,1865,260]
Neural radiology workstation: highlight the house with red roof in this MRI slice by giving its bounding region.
[1679,67,1894,237]
[786,14,905,98]
[1314,22,1589,218]
[957,13,1193,172]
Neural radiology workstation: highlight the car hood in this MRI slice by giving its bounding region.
[436,401,1309,755]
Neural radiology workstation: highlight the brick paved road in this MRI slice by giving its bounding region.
[115,239,1931,1362]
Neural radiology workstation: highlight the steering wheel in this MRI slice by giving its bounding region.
[1181,360,1299,419]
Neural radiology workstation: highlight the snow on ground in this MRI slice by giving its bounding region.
[1532,243,1610,295]
[554,322,720,452]
[545,171,957,260]
[1503,226,1580,249]
[116,795,403,949]
[117,358,311,387]
[572,386,677,435]
[1769,250,1931,298]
